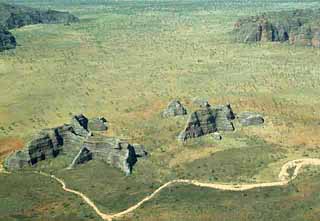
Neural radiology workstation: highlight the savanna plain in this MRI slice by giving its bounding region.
[1,0,320,220]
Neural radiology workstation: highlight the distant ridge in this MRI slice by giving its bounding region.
[0,3,79,52]
[233,8,320,47]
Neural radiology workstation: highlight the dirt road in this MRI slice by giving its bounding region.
[34,158,320,221]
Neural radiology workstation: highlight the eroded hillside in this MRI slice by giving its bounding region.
[0,3,79,51]
[233,8,320,47]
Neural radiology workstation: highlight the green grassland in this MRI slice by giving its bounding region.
[119,168,320,221]
[1,0,320,220]
[0,172,100,221]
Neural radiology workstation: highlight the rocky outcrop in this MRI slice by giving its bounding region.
[213,104,235,131]
[71,114,89,137]
[68,147,92,169]
[5,114,146,175]
[132,144,148,158]
[162,100,187,117]
[4,149,30,170]
[5,9,79,29]
[238,112,264,126]
[88,117,108,131]
[192,98,211,108]
[178,108,216,142]
[0,27,16,52]
[0,3,79,51]
[233,9,320,47]
[212,132,222,141]
[4,124,81,170]
[178,104,235,142]
[68,136,146,175]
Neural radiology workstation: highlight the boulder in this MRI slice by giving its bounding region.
[88,117,108,131]
[238,112,264,126]
[162,100,187,117]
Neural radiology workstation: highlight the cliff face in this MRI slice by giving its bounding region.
[0,3,79,52]
[178,104,235,142]
[233,9,320,47]
[0,3,79,28]
[0,28,16,52]
[80,137,139,175]
[4,124,82,170]
[4,114,146,175]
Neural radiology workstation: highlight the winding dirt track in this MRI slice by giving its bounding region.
[32,158,320,221]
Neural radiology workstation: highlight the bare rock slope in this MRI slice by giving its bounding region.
[0,3,79,52]
[233,9,320,47]
[4,114,146,175]
[178,104,235,142]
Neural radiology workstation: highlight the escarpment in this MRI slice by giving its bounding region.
[4,114,146,175]
[0,3,79,52]
[0,27,16,52]
[233,8,320,47]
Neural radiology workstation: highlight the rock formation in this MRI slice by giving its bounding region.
[162,100,187,117]
[88,117,108,131]
[178,104,235,142]
[71,114,89,137]
[5,124,80,170]
[4,114,146,175]
[213,104,235,131]
[132,144,148,157]
[68,147,93,169]
[212,132,222,141]
[192,98,211,108]
[0,27,16,52]
[0,3,79,51]
[5,9,79,29]
[233,9,320,47]
[238,112,264,126]
[75,136,141,175]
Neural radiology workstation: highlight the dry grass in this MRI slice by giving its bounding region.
[0,137,24,160]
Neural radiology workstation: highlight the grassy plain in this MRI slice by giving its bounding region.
[1,0,320,220]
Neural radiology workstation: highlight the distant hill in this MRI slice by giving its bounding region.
[0,3,79,52]
[233,9,320,47]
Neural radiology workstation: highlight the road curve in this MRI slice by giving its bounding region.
[33,158,320,221]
